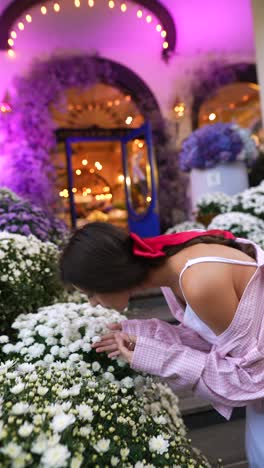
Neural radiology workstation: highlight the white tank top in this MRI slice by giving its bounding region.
[179,256,258,344]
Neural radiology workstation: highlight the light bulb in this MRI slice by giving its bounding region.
[76,169,82,175]
[8,49,15,57]
[11,31,17,39]
[8,39,14,46]
[18,22,24,30]
[163,41,169,49]
[82,159,88,165]
[146,15,152,23]
[137,9,143,18]
[156,24,162,32]
[161,30,167,38]
[88,0,94,6]
[121,3,127,12]
[109,0,115,8]
[26,14,32,22]
[54,3,60,12]
[125,116,133,125]
[41,6,47,14]
[209,113,216,121]
[75,0,81,7]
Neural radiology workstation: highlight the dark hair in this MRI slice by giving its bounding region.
[60,222,256,293]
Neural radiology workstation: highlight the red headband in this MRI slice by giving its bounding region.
[130,229,235,258]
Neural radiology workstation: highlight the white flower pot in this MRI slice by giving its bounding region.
[190,161,249,211]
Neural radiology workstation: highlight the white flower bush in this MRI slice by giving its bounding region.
[166,221,205,234]
[196,192,232,216]
[0,232,63,332]
[0,303,210,467]
[230,181,264,220]
[208,212,264,242]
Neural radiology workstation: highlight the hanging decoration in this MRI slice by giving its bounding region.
[0,0,176,61]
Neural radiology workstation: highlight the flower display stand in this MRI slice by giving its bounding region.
[190,161,249,211]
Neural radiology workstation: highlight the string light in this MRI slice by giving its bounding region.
[53,3,61,12]
[7,2,169,58]
[117,174,124,183]
[95,161,102,170]
[7,49,15,57]
[209,113,216,121]
[82,159,88,165]
[146,196,152,202]
[76,169,82,175]
[90,168,95,173]
[72,187,77,193]
[125,116,133,125]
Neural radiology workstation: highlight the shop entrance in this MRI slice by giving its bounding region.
[60,123,160,237]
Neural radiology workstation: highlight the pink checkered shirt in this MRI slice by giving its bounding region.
[121,238,264,420]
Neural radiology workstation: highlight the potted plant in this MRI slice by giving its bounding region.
[179,123,258,210]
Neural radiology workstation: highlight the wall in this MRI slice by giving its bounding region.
[0,0,256,126]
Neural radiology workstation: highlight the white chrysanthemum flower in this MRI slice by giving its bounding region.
[76,404,94,421]
[149,435,170,454]
[52,412,76,433]
[17,363,35,374]
[18,422,34,438]
[0,335,9,344]
[153,415,167,425]
[110,456,120,466]
[208,211,264,239]
[92,361,101,372]
[10,382,25,394]
[0,442,22,458]
[37,386,49,396]
[41,444,71,468]
[70,456,83,468]
[120,447,130,458]
[94,438,111,453]
[12,402,30,415]
[120,376,134,388]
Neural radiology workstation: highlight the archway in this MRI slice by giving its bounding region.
[0,54,183,230]
[191,63,258,129]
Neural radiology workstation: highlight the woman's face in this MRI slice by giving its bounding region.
[88,290,131,312]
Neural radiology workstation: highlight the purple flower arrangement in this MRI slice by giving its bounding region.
[0,190,69,247]
[179,123,258,172]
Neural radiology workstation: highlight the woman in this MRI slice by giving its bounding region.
[60,222,264,467]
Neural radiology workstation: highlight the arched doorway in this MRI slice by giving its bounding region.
[0,54,167,235]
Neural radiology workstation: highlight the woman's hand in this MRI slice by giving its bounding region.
[91,323,122,357]
[114,332,137,364]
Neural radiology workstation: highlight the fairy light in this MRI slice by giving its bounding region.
[146,15,152,23]
[156,24,162,32]
[88,0,94,6]
[95,162,102,170]
[18,22,24,31]
[41,6,47,14]
[209,113,216,121]
[121,3,127,12]
[26,14,32,23]
[161,30,167,38]
[125,116,133,125]
[53,3,61,12]
[74,0,81,7]
[90,168,95,173]
[108,1,115,8]
[76,169,82,175]
[11,31,17,39]
[117,174,124,183]
[82,159,88,165]
[8,49,15,57]
[8,39,14,47]
[137,9,143,18]
[146,196,152,202]
[72,187,77,193]
[163,41,169,49]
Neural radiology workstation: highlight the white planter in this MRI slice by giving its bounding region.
[190,161,249,211]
